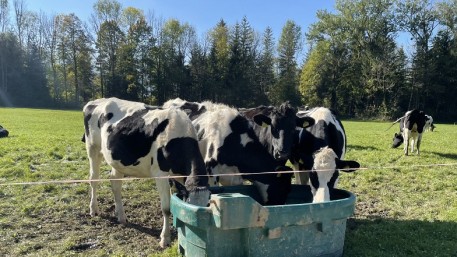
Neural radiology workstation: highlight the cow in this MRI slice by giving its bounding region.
[392,109,428,155]
[166,99,300,205]
[0,125,8,138]
[424,115,435,132]
[238,103,315,161]
[82,97,210,248]
[290,107,360,203]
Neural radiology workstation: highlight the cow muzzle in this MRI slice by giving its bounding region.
[274,150,289,161]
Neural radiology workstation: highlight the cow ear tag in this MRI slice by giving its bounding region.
[299,159,304,164]
[261,122,269,128]
[303,121,309,127]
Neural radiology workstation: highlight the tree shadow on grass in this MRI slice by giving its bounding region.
[344,217,457,256]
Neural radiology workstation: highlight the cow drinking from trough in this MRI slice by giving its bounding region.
[238,102,315,162]
[165,99,309,205]
[290,107,360,203]
[392,109,428,155]
[83,98,209,248]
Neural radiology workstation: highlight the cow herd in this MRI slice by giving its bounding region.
[82,97,433,247]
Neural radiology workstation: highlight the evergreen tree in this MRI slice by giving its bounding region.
[272,20,302,106]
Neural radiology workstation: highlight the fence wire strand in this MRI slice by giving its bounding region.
[1,162,456,186]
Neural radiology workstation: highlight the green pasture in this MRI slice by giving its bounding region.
[0,107,456,256]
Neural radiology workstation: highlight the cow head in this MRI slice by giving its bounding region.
[252,102,315,161]
[309,147,359,203]
[392,132,404,148]
[252,166,293,205]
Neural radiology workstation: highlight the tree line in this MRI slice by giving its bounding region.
[0,0,456,121]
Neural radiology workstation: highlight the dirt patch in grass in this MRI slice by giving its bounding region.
[0,185,176,256]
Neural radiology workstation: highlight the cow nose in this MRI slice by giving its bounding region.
[274,150,289,160]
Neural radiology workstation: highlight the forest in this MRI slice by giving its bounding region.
[0,0,456,121]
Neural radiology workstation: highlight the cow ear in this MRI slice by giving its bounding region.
[296,117,315,128]
[253,114,271,128]
[336,159,360,172]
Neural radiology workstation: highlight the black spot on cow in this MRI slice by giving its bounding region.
[206,158,218,173]
[197,128,205,141]
[229,115,250,134]
[107,109,169,166]
[156,137,208,188]
[208,143,214,157]
[309,171,319,189]
[180,102,207,120]
[83,104,97,136]
[98,112,113,128]
[157,147,169,171]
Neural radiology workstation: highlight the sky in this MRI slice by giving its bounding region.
[26,0,336,40]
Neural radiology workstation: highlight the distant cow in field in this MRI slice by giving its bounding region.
[165,99,305,205]
[392,109,428,155]
[290,107,360,203]
[0,125,8,138]
[82,97,209,248]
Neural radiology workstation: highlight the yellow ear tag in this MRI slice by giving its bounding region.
[261,122,269,128]
[303,121,309,127]
[299,159,304,164]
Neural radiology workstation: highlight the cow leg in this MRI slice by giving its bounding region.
[155,174,172,248]
[293,163,309,185]
[110,169,127,224]
[416,133,423,155]
[87,144,102,217]
[403,131,410,156]
[410,136,415,154]
[295,172,309,185]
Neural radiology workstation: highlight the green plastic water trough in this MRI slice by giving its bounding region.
[171,185,356,257]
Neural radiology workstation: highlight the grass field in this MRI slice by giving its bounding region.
[0,107,456,256]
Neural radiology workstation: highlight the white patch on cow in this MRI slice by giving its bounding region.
[311,147,338,203]
[210,164,244,186]
[240,132,252,147]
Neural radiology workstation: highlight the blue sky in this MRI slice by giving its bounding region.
[27,0,336,40]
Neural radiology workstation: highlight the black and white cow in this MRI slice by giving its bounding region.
[165,99,299,205]
[290,107,360,203]
[82,97,209,248]
[238,103,315,161]
[0,125,8,138]
[392,109,428,155]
